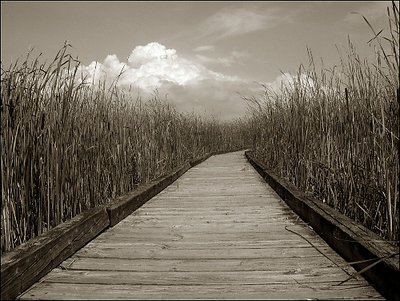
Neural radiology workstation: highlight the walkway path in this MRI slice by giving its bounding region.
[20,151,381,299]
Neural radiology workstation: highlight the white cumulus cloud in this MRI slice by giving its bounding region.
[127,42,178,67]
[76,42,250,119]
[78,42,236,90]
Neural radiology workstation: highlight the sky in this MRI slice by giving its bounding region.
[1,1,393,120]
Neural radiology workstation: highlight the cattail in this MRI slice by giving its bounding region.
[244,2,399,243]
[0,48,252,254]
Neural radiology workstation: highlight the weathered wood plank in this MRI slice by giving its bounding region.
[245,150,399,300]
[115,219,303,226]
[39,268,365,285]
[74,246,335,260]
[20,283,382,300]
[58,256,349,272]
[131,207,295,214]
[112,223,300,230]
[105,223,312,233]
[67,239,329,251]
[112,220,305,228]
[1,207,109,301]
[93,232,320,243]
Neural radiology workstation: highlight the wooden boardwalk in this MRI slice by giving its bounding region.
[20,151,381,299]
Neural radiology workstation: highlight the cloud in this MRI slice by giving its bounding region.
[259,72,341,101]
[198,7,297,41]
[195,50,249,67]
[127,42,178,67]
[261,72,315,96]
[158,78,252,120]
[77,42,250,119]
[200,9,267,40]
[193,45,215,52]
[79,42,206,90]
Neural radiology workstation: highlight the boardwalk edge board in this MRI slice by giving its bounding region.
[1,207,109,301]
[245,150,400,301]
[106,162,191,226]
[189,153,212,167]
[1,151,220,301]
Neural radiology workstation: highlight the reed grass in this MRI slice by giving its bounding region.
[245,2,399,243]
[0,46,251,253]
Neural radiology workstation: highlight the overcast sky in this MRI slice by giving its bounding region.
[1,1,392,120]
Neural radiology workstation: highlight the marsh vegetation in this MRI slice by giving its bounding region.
[245,2,399,242]
[1,2,398,255]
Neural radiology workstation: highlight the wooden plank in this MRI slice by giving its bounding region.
[38,269,365,285]
[148,194,277,202]
[245,150,400,300]
[130,209,294,215]
[20,283,382,300]
[121,215,295,221]
[67,239,329,251]
[115,213,297,220]
[113,220,304,227]
[142,204,286,210]
[58,257,349,272]
[131,206,294,213]
[73,245,349,260]
[103,225,316,235]
[100,225,317,235]
[1,207,109,301]
[178,177,262,182]
[93,231,320,243]
[122,211,291,216]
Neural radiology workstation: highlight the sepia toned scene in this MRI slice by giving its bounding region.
[1,1,399,300]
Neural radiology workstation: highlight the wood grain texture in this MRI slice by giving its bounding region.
[245,150,400,300]
[19,151,382,300]
[1,207,109,300]
[21,283,381,300]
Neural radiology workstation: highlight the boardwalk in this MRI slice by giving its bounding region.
[20,151,381,299]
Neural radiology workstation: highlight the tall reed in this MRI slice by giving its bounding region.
[1,46,251,253]
[245,2,399,242]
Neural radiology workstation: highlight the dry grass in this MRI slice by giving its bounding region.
[0,46,251,253]
[244,2,399,243]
